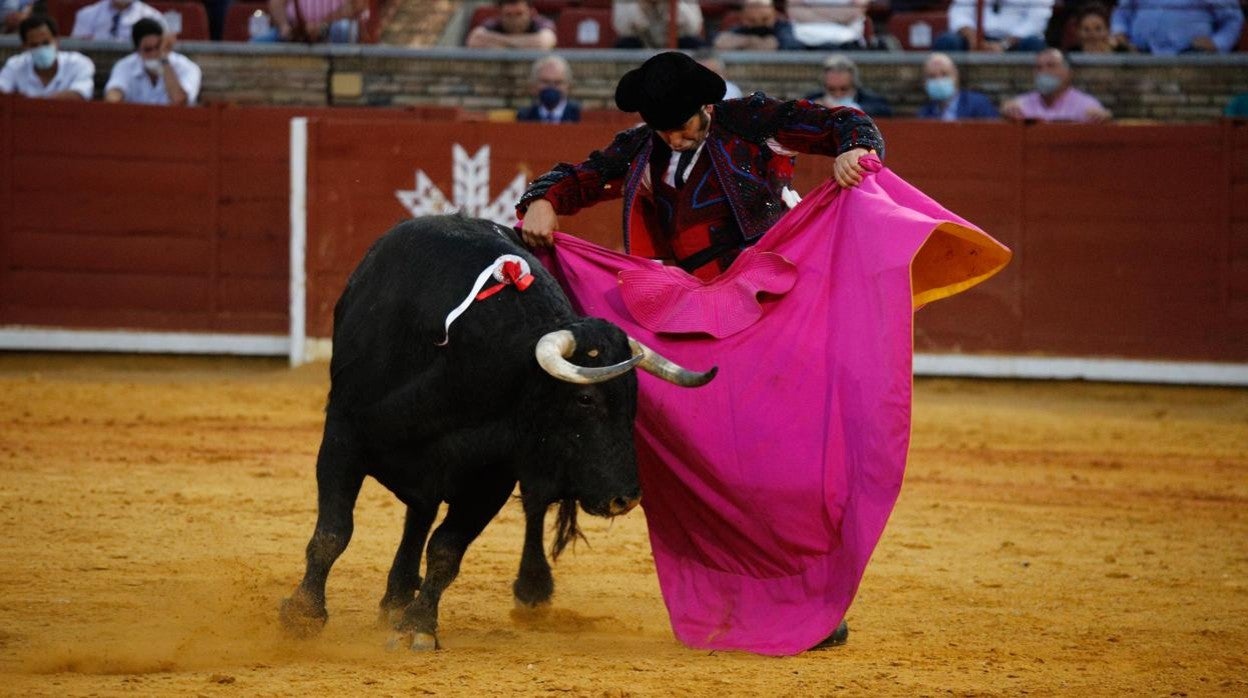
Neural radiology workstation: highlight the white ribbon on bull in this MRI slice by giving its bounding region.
[438,255,717,387]
[437,254,534,346]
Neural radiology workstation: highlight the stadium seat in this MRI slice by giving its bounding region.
[46,0,93,37]
[531,0,570,18]
[469,5,498,31]
[555,7,617,48]
[887,10,948,50]
[149,0,211,40]
[222,0,270,41]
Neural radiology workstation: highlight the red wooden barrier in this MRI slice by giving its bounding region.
[2,96,1245,365]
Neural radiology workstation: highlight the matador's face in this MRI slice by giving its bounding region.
[657,106,713,152]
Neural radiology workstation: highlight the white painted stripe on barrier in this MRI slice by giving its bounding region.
[913,353,1248,386]
[1,328,1243,386]
[0,328,287,355]
[289,117,309,367]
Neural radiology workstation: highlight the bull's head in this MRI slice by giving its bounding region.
[521,321,716,557]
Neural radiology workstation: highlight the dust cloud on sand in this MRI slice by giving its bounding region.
[1,354,1246,696]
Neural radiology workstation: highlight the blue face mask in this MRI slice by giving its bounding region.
[31,44,57,70]
[538,86,564,110]
[1035,73,1063,96]
[925,77,956,102]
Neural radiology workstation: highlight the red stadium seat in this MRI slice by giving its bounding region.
[887,10,947,50]
[531,0,570,18]
[46,0,93,37]
[222,0,271,41]
[469,5,498,31]
[149,0,211,40]
[555,7,617,48]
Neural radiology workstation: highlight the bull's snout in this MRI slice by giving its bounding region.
[608,495,641,516]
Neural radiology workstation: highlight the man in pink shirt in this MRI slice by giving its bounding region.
[1001,48,1112,123]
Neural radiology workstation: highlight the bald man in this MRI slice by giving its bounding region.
[916,52,999,121]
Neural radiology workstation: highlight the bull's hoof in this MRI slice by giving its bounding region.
[386,630,439,652]
[279,595,328,639]
[513,574,554,608]
[410,632,439,651]
[513,597,552,611]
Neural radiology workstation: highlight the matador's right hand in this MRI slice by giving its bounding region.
[520,199,558,248]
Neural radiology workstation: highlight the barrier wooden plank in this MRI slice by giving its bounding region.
[6,233,213,275]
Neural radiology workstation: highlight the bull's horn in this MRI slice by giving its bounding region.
[628,338,718,387]
[535,330,643,384]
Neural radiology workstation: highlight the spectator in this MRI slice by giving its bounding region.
[2,0,32,34]
[516,55,581,124]
[1225,93,1248,118]
[695,51,743,99]
[783,0,870,50]
[254,0,367,44]
[934,0,1052,52]
[804,53,892,117]
[917,52,998,120]
[613,0,704,49]
[1071,3,1131,53]
[1001,48,1110,123]
[105,17,200,106]
[712,0,793,52]
[0,15,94,100]
[466,0,556,50]
[71,0,163,42]
[1111,0,1244,55]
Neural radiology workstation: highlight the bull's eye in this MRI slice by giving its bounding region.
[576,393,594,406]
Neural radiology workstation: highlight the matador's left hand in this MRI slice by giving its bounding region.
[833,147,873,189]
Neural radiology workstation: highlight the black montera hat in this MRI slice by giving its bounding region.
[614,52,727,130]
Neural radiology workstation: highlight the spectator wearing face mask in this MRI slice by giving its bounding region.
[0,15,95,99]
[104,17,200,106]
[1000,48,1110,123]
[516,55,581,124]
[916,52,998,121]
[804,53,892,118]
[71,0,163,41]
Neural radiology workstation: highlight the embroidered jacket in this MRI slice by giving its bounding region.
[517,93,885,267]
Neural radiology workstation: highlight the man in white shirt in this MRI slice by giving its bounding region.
[0,15,95,100]
[934,0,1052,52]
[104,17,200,106]
[71,0,163,41]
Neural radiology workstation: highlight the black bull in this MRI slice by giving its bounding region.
[280,215,715,650]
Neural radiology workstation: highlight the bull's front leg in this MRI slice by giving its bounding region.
[281,418,365,637]
[513,494,554,608]
[391,475,513,651]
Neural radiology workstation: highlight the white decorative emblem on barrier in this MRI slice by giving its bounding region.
[395,144,528,226]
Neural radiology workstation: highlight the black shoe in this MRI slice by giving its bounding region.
[810,620,849,650]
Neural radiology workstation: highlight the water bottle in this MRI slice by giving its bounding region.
[249,10,271,39]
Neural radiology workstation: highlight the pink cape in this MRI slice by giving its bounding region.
[534,158,1011,656]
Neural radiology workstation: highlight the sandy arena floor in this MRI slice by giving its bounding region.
[0,353,1245,697]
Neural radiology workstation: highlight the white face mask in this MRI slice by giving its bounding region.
[143,57,163,73]
[825,95,860,110]
[31,44,57,70]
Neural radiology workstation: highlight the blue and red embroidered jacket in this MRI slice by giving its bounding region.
[517,93,885,276]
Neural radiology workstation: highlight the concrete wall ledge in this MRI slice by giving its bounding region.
[2,37,1246,119]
